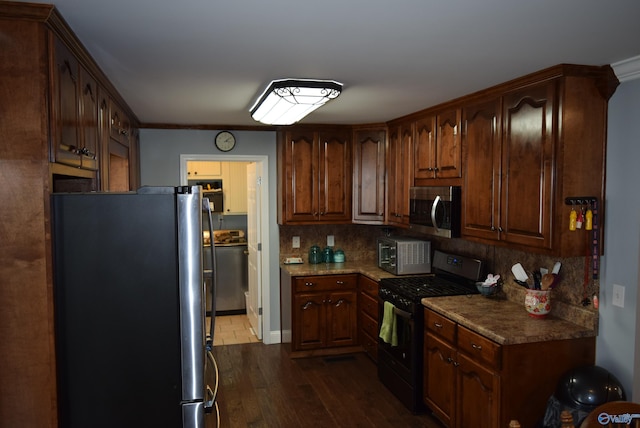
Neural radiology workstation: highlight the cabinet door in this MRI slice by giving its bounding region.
[387,123,413,226]
[462,98,502,241]
[187,161,222,179]
[318,129,351,222]
[223,162,248,214]
[282,131,318,223]
[325,290,358,347]
[455,352,500,428]
[353,128,386,223]
[78,66,99,170]
[424,332,455,426]
[435,109,462,178]
[293,293,325,350]
[51,37,81,167]
[501,82,555,250]
[109,98,130,146]
[414,114,436,179]
[415,110,462,180]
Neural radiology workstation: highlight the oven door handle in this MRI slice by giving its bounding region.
[393,306,412,320]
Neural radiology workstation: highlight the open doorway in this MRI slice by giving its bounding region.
[180,154,272,344]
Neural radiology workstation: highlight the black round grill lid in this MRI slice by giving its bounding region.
[555,365,626,411]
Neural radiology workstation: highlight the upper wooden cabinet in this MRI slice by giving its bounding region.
[386,121,413,227]
[51,37,98,170]
[352,127,386,224]
[414,108,462,183]
[109,98,131,147]
[461,65,618,256]
[278,127,352,224]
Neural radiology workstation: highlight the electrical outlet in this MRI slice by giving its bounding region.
[612,284,625,308]
[292,236,300,248]
[327,235,335,247]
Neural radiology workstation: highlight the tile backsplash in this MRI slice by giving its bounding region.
[279,224,599,320]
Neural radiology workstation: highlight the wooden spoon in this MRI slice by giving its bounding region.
[541,273,555,290]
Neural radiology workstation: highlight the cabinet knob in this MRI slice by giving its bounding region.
[498,227,504,232]
[471,343,483,351]
[453,361,460,367]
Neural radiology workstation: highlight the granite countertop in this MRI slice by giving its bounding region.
[280,262,597,346]
[280,261,397,282]
[422,294,597,346]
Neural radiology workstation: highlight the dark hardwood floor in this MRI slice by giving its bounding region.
[212,343,445,427]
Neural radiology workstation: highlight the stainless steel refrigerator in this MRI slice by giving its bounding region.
[52,186,218,428]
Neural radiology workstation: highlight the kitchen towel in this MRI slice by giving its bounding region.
[379,301,398,346]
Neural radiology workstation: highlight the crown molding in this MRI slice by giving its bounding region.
[612,55,640,83]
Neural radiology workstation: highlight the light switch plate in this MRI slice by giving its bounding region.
[292,236,300,248]
[327,235,335,247]
[612,284,625,308]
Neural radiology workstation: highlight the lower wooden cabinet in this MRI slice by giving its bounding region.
[358,275,379,362]
[423,308,595,428]
[291,275,358,352]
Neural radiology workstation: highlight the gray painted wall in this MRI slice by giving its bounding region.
[138,129,281,338]
[600,77,640,400]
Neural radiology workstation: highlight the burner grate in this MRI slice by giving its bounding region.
[380,275,477,301]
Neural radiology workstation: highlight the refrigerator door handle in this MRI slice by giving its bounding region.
[202,197,217,347]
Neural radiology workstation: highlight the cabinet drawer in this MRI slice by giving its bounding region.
[359,276,378,297]
[361,329,378,362]
[457,325,501,369]
[360,291,378,320]
[425,308,456,343]
[294,274,357,292]
[360,311,379,339]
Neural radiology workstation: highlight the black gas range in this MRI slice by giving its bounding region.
[377,250,484,413]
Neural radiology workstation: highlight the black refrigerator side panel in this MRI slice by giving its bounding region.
[52,193,183,428]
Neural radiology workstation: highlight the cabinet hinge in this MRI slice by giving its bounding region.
[257,176,262,186]
[258,307,262,315]
[257,242,262,251]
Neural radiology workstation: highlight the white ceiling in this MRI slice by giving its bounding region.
[18,0,640,127]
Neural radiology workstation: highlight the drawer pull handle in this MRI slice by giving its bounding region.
[336,281,345,285]
[305,282,315,287]
[434,322,443,329]
[471,343,483,351]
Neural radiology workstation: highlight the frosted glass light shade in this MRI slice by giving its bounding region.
[250,79,342,125]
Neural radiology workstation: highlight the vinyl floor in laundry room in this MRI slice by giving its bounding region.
[212,314,260,346]
[211,343,445,428]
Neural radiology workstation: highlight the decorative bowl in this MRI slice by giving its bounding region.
[524,289,551,318]
[476,282,499,297]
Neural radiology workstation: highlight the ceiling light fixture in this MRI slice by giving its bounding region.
[250,78,343,125]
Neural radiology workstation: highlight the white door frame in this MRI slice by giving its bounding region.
[180,154,272,344]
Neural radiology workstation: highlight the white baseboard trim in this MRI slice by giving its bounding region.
[263,329,282,345]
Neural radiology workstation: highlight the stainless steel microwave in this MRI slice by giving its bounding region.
[409,186,461,238]
[377,236,431,275]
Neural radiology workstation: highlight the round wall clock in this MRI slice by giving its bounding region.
[215,131,236,152]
